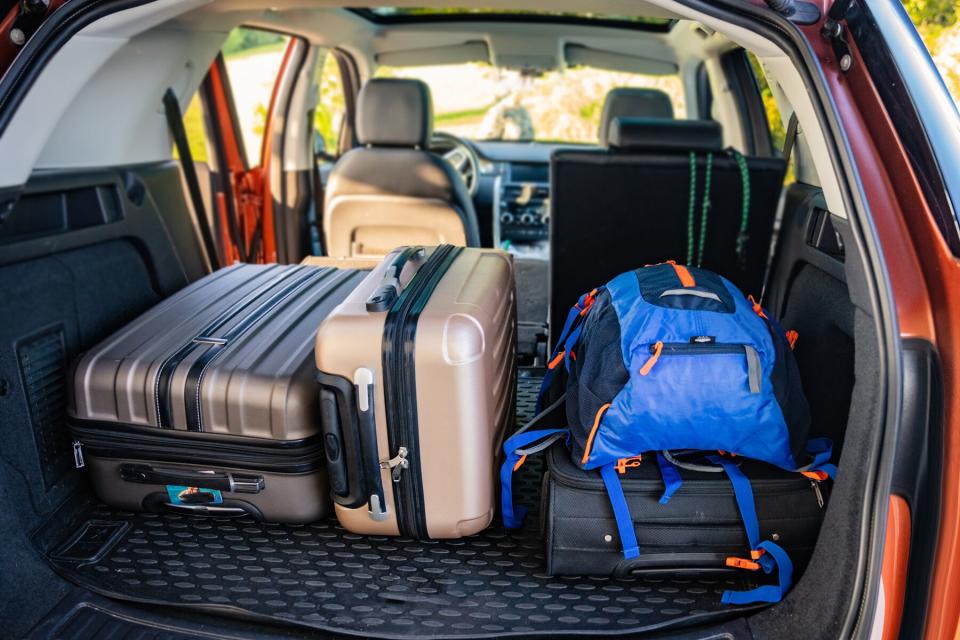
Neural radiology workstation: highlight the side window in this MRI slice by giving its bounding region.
[176,93,210,163]
[747,52,787,151]
[220,27,291,166]
[746,52,795,180]
[313,49,347,161]
[904,0,960,104]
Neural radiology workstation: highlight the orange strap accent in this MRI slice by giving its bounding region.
[639,341,664,376]
[581,403,612,465]
[570,350,576,361]
[578,288,599,316]
[750,548,766,560]
[547,350,565,370]
[671,263,696,288]
[615,456,643,474]
[802,470,829,481]
[785,329,799,350]
[748,295,768,320]
[513,455,528,472]
[726,556,761,571]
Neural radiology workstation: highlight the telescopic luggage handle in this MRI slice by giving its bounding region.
[365,246,426,311]
[317,369,388,519]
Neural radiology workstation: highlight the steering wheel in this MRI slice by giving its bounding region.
[431,131,481,198]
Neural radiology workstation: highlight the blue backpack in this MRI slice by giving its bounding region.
[501,262,836,604]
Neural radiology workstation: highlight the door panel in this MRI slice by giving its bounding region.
[202,29,303,264]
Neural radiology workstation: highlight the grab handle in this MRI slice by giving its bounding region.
[365,246,426,311]
[119,463,264,493]
[162,503,250,517]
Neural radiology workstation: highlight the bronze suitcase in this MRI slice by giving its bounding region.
[68,263,366,522]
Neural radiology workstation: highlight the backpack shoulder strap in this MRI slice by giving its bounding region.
[501,428,568,529]
[537,287,603,412]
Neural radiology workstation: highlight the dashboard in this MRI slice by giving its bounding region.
[469,140,593,256]
[494,167,550,244]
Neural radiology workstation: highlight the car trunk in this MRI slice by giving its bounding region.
[0,163,876,639]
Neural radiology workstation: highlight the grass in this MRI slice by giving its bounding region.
[434,103,497,128]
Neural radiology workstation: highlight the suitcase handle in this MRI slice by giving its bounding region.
[354,368,388,521]
[141,492,265,519]
[119,463,265,494]
[317,370,387,516]
[161,503,251,517]
[365,246,426,312]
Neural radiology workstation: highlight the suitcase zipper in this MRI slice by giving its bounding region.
[381,244,463,538]
[811,479,825,508]
[73,441,85,469]
[550,451,810,495]
[69,422,324,474]
[382,447,409,483]
[553,471,809,495]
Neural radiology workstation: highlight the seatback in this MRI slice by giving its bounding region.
[549,117,786,347]
[323,79,480,258]
[597,87,675,144]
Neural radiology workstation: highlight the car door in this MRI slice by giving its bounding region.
[799,2,960,639]
[199,28,308,265]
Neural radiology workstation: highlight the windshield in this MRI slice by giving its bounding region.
[355,8,675,29]
[374,63,685,144]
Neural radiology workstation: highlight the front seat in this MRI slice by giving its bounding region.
[597,87,675,144]
[323,78,481,258]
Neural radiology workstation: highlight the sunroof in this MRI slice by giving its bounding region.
[349,8,675,30]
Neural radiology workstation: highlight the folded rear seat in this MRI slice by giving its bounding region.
[549,117,786,346]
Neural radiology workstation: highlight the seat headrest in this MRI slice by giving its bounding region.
[607,117,723,152]
[357,78,433,148]
[598,88,674,144]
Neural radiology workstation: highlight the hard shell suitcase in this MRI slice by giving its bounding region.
[541,444,828,577]
[315,245,517,539]
[68,263,366,522]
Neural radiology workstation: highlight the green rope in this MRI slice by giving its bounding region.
[686,152,697,266]
[698,153,713,268]
[686,152,714,268]
[730,148,751,267]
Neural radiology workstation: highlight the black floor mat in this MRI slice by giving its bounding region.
[48,373,757,639]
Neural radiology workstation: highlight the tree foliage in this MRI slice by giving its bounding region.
[903,0,957,31]
[903,0,959,47]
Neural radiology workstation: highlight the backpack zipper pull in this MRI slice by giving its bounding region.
[639,341,664,376]
[382,447,409,483]
[810,479,824,509]
[73,441,85,469]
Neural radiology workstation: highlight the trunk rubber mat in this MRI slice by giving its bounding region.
[47,374,759,639]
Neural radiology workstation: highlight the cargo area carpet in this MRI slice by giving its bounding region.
[46,373,757,639]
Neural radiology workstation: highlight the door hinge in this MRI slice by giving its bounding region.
[821,0,855,73]
[8,0,49,48]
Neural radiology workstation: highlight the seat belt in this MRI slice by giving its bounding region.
[782,112,799,168]
[163,88,221,270]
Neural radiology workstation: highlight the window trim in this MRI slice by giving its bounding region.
[720,48,775,157]
[847,0,960,256]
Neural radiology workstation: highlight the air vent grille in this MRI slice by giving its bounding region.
[18,327,70,489]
